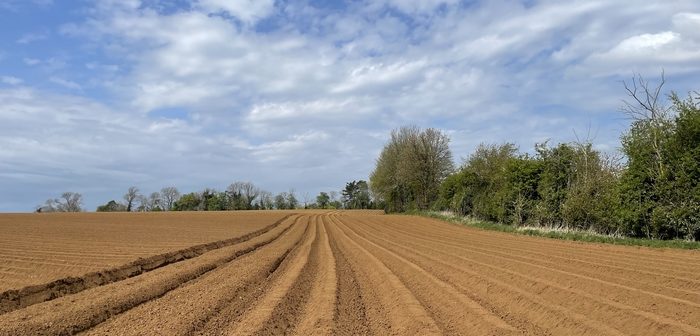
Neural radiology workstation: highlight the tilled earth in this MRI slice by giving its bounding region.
[1,211,699,335]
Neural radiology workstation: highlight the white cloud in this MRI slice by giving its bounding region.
[1,76,22,85]
[17,32,48,44]
[196,0,275,24]
[23,57,40,65]
[49,76,82,90]
[4,0,700,211]
[383,0,460,14]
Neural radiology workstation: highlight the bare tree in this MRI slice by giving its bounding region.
[622,71,672,178]
[241,182,260,210]
[123,186,140,212]
[135,194,148,212]
[302,192,311,209]
[227,181,260,210]
[147,192,162,211]
[259,190,274,210]
[37,192,83,212]
[160,187,180,211]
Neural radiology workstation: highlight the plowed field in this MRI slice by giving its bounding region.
[1,211,699,335]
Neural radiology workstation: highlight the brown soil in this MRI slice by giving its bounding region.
[0,211,698,335]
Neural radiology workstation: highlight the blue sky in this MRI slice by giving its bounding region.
[1,0,700,211]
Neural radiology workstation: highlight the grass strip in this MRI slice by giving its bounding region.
[404,211,700,250]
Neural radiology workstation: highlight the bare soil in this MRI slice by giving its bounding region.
[0,211,698,335]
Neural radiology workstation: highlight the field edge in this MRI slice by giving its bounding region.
[405,211,700,250]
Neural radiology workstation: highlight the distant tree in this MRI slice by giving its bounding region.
[302,192,311,209]
[38,192,83,212]
[259,191,274,210]
[123,186,140,212]
[160,187,180,211]
[146,192,162,211]
[274,192,288,209]
[316,192,330,208]
[96,200,126,212]
[329,191,341,209]
[241,182,260,210]
[135,194,148,212]
[286,189,298,209]
[173,192,202,211]
[342,180,371,209]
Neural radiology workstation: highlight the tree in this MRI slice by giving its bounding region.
[135,194,148,212]
[618,73,674,238]
[123,186,140,212]
[316,192,330,208]
[274,192,288,210]
[96,200,126,212]
[342,180,371,209]
[328,191,341,209]
[370,126,454,212]
[534,142,575,226]
[226,181,260,210]
[160,187,180,211]
[259,191,274,210]
[663,91,700,240]
[241,182,260,210]
[459,143,517,222]
[147,192,162,211]
[286,189,298,209]
[173,192,202,211]
[37,192,83,212]
[302,192,311,209]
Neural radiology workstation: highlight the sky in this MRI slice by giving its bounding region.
[1,0,700,212]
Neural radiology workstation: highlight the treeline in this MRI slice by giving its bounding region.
[371,77,700,241]
[37,180,375,213]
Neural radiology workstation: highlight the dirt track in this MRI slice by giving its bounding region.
[1,211,699,335]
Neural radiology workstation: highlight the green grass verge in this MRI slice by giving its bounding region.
[404,210,700,250]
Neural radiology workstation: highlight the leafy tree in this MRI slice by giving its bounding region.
[370,126,453,212]
[96,200,126,212]
[286,189,298,209]
[618,74,674,238]
[342,180,371,209]
[316,192,330,208]
[274,192,289,210]
[173,192,202,211]
[534,142,575,226]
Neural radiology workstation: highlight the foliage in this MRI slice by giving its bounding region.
[172,192,202,211]
[413,211,700,249]
[370,126,454,212]
[342,180,371,209]
[432,86,700,241]
[316,192,330,208]
[96,200,127,212]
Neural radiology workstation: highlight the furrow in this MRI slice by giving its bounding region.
[327,216,371,336]
[362,217,700,300]
[221,215,319,336]
[0,215,301,336]
[352,216,700,335]
[333,215,523,335]
[325,216,442,336]
[383,216,700,273]
[344,216,627,336]
[291,214,338,335]
[0,214,294,315]
[76,215,308,336]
